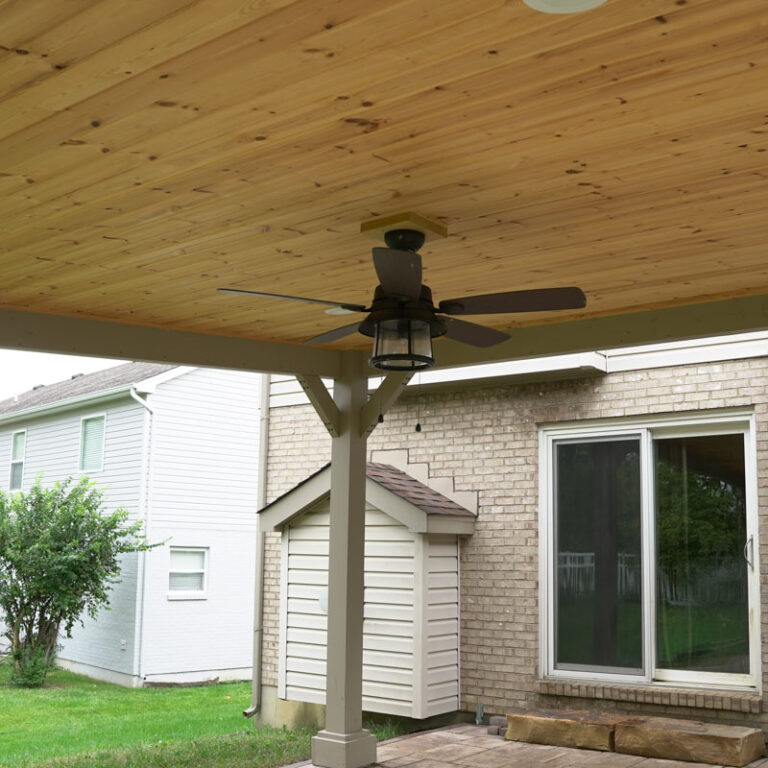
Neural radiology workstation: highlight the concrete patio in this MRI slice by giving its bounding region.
[295,724,768,768]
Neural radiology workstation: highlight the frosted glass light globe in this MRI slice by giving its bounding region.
[524,0,608,13]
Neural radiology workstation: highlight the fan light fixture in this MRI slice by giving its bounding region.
[217,216,588,372]
[369,317,434,371]
[523,0,607,13]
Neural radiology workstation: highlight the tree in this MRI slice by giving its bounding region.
[0,478,153,686]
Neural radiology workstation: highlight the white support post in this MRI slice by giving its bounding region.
[311,352,377,768]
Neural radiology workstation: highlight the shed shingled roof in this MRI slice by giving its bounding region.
[0,361,176,417]
[365,463,474,518]
[262,461,475,520]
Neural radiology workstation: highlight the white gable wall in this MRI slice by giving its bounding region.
[0,398,146,681]
[139,367,261,682]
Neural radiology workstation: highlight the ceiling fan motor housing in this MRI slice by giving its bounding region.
[358,285,447,339]
[382,228,426,252]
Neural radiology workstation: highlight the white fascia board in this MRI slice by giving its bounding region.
[0,386,134,427]
[259,467,331,530]
[413,352,607,387]
[431,294,768,369]
[269,354,605,408]
[365,481,475,535]
[365,482,428,533]
[605,334,768,372]
[133,366,195,393]
[426,517,475,536]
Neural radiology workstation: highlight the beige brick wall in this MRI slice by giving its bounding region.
[260,359,768,727]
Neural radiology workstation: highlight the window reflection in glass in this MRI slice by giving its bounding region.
[655,435,748,674]
[555,439,642,672]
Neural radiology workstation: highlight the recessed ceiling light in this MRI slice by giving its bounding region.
[524,0,607,13]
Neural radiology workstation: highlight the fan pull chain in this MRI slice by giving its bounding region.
[415,371,422,432]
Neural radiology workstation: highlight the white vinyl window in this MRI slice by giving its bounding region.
[79,415,105,472]
[9,430,26,490]
[168,547,208,599]
[540,410,760,691]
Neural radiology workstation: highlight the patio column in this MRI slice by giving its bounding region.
[311,351,377,768]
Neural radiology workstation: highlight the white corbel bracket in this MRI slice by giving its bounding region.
[360,372,413,437]
[297,375,341,437]
[299,371,413,439]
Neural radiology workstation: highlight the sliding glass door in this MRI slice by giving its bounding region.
[545,414,758,688]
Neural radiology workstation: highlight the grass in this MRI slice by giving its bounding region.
[0,659,410,768]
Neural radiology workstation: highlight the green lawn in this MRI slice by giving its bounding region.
[0,660,406,768]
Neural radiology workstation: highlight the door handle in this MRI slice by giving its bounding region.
[744,535,754,571]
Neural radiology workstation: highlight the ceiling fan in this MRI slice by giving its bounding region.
[219,228,586,371]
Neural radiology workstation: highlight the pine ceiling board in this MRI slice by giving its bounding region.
[1,0,767,349]
[0,0,304,136]
[4,46,752,278]
[0,6,576,232]
[0,0,526,177]
[5,104,761,270]
[0,0,701,231]
[24,35,760,246]
[0,0,96,48]
[0,0,200,101]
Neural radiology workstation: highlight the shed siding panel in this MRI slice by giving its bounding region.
[425,536,460,716]
[283,502,418,715]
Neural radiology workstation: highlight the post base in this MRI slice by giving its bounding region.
[311,728,377,768]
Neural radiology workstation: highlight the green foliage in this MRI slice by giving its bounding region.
[655,458,745,573]
[10,645,51,688]
[0,478,153,687]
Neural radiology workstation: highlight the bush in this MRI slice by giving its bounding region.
[0,478,153,686]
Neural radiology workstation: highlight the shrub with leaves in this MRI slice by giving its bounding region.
[0,478,153,686]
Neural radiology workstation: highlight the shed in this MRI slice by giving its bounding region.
[260,462,476,719]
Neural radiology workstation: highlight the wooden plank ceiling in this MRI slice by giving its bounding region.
[0,0,766,352]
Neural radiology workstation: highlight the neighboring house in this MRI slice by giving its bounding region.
[0,362,262,687]
[254,332,768,731]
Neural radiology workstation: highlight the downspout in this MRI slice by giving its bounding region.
[244,373,270,718]
[129,387,154,686]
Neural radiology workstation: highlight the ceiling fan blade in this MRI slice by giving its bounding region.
[439,286,586,315]
[441,317,510,348]
[303,322,362,345]
[218,287,367,312]
[372,247,422,302]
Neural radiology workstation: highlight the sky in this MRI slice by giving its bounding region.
[0,350,125,402]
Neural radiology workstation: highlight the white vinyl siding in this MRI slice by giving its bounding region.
[280,502,461,718]
[168,547,207,597]
[79,415,105,472]
[0,399,147,678]
[146,368,261,530]
[9,430,25,490]
[140,368,260,682]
